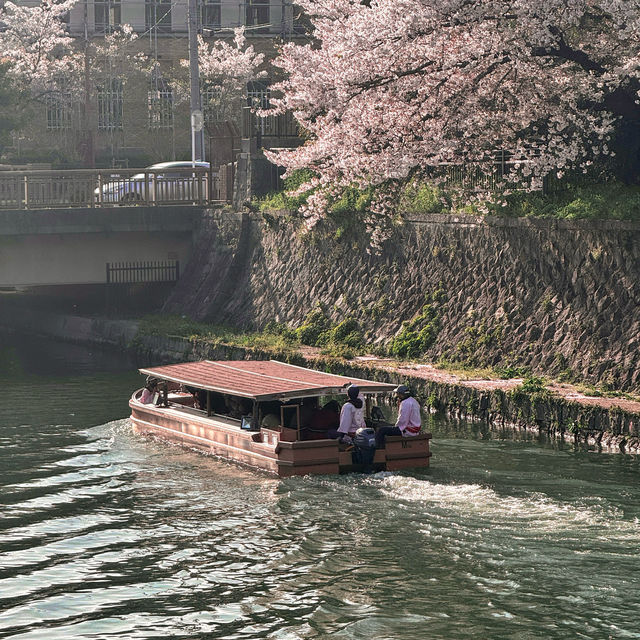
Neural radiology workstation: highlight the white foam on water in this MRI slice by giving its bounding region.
[374,474,640,541]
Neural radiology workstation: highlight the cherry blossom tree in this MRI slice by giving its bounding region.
[0,62,26,153]
[0,0,147,165]
[267,0,640,225]
[0,0,78,89]
[181,27,266,124]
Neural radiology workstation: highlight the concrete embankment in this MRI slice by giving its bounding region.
[163,211,640,392]
[2,308,638,455]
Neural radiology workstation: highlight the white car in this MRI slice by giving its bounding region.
[96,161,211,204]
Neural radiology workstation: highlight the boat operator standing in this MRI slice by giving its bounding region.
[375,385,421,448]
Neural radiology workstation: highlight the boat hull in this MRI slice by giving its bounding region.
[130,396,431,477]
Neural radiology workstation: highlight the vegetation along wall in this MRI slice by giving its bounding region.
[164,210,640,391]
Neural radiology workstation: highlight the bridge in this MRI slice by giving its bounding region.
[0,165,235,289]
[0,204,201,289]
[0,165,228,210]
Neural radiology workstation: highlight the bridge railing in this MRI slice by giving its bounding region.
[0,167,224,209]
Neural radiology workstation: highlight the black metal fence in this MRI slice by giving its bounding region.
[106,261,180,284]
[256,112,300,139]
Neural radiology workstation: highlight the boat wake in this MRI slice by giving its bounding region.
[373,474,639,541]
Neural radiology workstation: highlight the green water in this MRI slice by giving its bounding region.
[1,333,639,639]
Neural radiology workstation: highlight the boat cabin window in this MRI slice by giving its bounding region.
[258,400,283,429]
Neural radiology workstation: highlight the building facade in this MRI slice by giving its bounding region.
[11,0,302,168]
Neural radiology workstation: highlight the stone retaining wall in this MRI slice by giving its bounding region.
[132,332,640,455]
[163,211,640,392]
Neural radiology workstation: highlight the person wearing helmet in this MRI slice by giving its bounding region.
[330,384,366,444]
[375,384,422,447]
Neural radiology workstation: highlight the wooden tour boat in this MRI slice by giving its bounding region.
[129,360,432,477]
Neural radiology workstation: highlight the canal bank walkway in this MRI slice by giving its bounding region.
[348,355,640,415]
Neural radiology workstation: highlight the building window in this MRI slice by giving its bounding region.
[97,78,123,130]
[145,0,171,33]
[201,0,221,30]
[202,83,222,122]
[248,80,274,134]
[95,0,121,33]
[148,81,173,128]
[245,0,269,33]
[46,86,72,130]
[248,81,270,110]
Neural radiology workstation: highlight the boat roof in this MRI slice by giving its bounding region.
[138,359,397,401]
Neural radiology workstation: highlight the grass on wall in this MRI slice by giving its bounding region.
[258,171,640,222]
[490,182,640,220]
[137,315,300,353]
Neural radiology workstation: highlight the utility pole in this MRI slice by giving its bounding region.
[188,0,205,162]
[82,0,95,167]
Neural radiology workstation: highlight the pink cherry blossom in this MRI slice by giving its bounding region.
[0,0,78,86]
[183,27,266,121]
[266,0,640,226]
[0,1,144,100]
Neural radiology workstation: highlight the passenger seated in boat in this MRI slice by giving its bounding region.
[304,400,340,440]
[375,384,421,448]
[257,400,282,429]
[184,385,203,409]
[225,394,252,419]
[286,397,318,430]
[328,385,365,443]
[140,378,159,405]
[261,413,281,428]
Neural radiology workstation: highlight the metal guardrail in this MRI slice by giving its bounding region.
[0,167,224,210]
[432,158,540,192]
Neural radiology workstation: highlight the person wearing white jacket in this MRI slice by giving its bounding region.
[375,385,421,447]
[334,384,366,443]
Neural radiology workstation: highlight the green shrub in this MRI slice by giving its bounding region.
[283,168,315,192]
[295,306,332,345]
[494,365,529,379]
[399,182,450,214]
[257,168,316,211]
[520,375,547,394]
[324,318,364,349]
[293,309,365,357]
[329,185,374,216]
[389,287,446,359]
[264,320,297,343]
[320,342,355,359]
[488,182,640,221]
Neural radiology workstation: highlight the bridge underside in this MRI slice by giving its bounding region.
[0,231,191,287]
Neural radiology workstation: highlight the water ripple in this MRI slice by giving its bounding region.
[1,366,640,638]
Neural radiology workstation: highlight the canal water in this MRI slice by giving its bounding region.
[1,333,639,639]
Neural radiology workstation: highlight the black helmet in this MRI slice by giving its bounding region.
[394,384,411,397]
[347,384,360,401]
